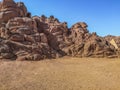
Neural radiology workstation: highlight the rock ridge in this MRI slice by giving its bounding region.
[0,0,119,60]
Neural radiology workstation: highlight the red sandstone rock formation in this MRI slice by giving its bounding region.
[0,0,118,60]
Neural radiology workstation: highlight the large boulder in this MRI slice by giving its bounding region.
[0,0,28,26]
[0,40,16,59]
[105,35,120,48]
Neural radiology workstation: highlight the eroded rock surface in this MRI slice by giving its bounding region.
[0,0,118,60]
[105,35,120,48]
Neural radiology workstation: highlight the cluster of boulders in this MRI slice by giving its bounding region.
[105,35,120,48]
[0,0,119,60]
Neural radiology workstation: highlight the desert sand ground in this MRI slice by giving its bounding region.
[0,57,120,90]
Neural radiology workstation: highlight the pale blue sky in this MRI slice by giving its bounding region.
[14,0,120,36]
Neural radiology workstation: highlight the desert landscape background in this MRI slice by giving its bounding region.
[0,57,120,90]
[0,0,120,61]
[0,0,120,90]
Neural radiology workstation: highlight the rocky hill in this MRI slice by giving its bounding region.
[0,0,119,60]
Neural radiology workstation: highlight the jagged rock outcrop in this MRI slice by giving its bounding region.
[0,0,119,60]
[0,0,28,26]
[105,35,120,48]
[62,23,117,58]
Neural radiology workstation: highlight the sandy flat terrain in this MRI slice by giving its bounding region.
[0,57,120,90]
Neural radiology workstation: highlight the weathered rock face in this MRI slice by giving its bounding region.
[0,0,28,26]
[0,0,119,60]
[105,35,120,48]
[0,16,57,60]
[61,23,117,58]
